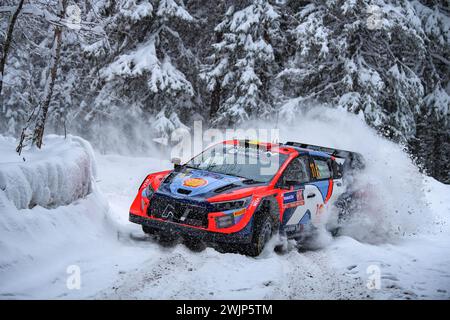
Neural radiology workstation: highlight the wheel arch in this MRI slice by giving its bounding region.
[253,195,281,230]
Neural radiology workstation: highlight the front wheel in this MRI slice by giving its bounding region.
[184,238,206,252]
[142,225,157,235]
[157,231,179,246]
[243,213,277,257]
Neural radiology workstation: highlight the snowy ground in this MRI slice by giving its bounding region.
[1,111,449,299]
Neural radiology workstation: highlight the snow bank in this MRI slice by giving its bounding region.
[0,135,96,210]
[0,135,114,287]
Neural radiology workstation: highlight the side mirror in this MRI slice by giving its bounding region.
[278,176,297,189]
[284,179,297,187]
[171,157,182,171]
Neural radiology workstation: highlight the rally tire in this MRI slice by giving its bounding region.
[243,200,280,257]
[184,239,206,252]
[157,231,179,246]
[142,225,157,235]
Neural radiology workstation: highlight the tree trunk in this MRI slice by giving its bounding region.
[32,0,67,148]
[0,0,25,108]
[209,30,223,120]
[209,81,221,119]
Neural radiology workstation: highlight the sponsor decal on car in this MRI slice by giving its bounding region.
[183,177,208,188]
[283,189,305,208]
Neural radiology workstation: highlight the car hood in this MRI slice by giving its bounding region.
[156,168,261,199]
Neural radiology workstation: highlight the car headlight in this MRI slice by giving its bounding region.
[211,197,251,229]
[214,207,247,229]
[215,214,235,229]
[211,196,252,212]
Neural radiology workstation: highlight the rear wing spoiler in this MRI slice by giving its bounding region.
[284,141,365,170]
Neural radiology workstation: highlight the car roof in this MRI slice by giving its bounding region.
[284,145,331,158]
[223,140,331,158]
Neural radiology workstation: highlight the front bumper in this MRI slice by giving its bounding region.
[129,213,253,244]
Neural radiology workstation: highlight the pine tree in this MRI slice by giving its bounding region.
[278,0,431,142]
[88,0,195,144]
[409,0,449,182]
[0,0,448,182]
[202,0,281,126]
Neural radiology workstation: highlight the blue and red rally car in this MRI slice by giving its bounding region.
[129,140,364,256]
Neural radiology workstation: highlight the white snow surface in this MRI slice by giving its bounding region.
[0,112,449,299]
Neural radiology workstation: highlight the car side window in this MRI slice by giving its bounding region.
[282,156,310,184]
[330,159,343,179]
[313,158,332,179]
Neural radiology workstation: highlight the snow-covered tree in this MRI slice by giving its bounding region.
[202,0,281,126]
[0,0,48,135]
[88,0,195,142]
[6,0,107,152]
[0,0,448,182]
[408,0,450,183]
[0,0,25,103]
[278,0,439,141]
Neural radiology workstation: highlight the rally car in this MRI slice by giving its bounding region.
[129,140,364,256]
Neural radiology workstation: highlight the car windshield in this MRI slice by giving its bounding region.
[185,143,288,183]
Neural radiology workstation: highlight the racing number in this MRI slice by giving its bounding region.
[310,163,320,179]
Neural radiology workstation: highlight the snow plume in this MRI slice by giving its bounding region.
[157,104,431,245]
[239,106,431,244]
[97,103,431,244]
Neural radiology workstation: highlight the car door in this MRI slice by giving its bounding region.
[276,156,315,237]
[308,156,338,227]
[328,157,345,204]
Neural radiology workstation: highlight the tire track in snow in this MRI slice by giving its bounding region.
[95,234,371,299]
[97,248,198,299]
[270,250,372,299]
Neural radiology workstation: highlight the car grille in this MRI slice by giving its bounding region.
[147,195,209,228]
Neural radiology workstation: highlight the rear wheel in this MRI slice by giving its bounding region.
[329,192,359,236]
